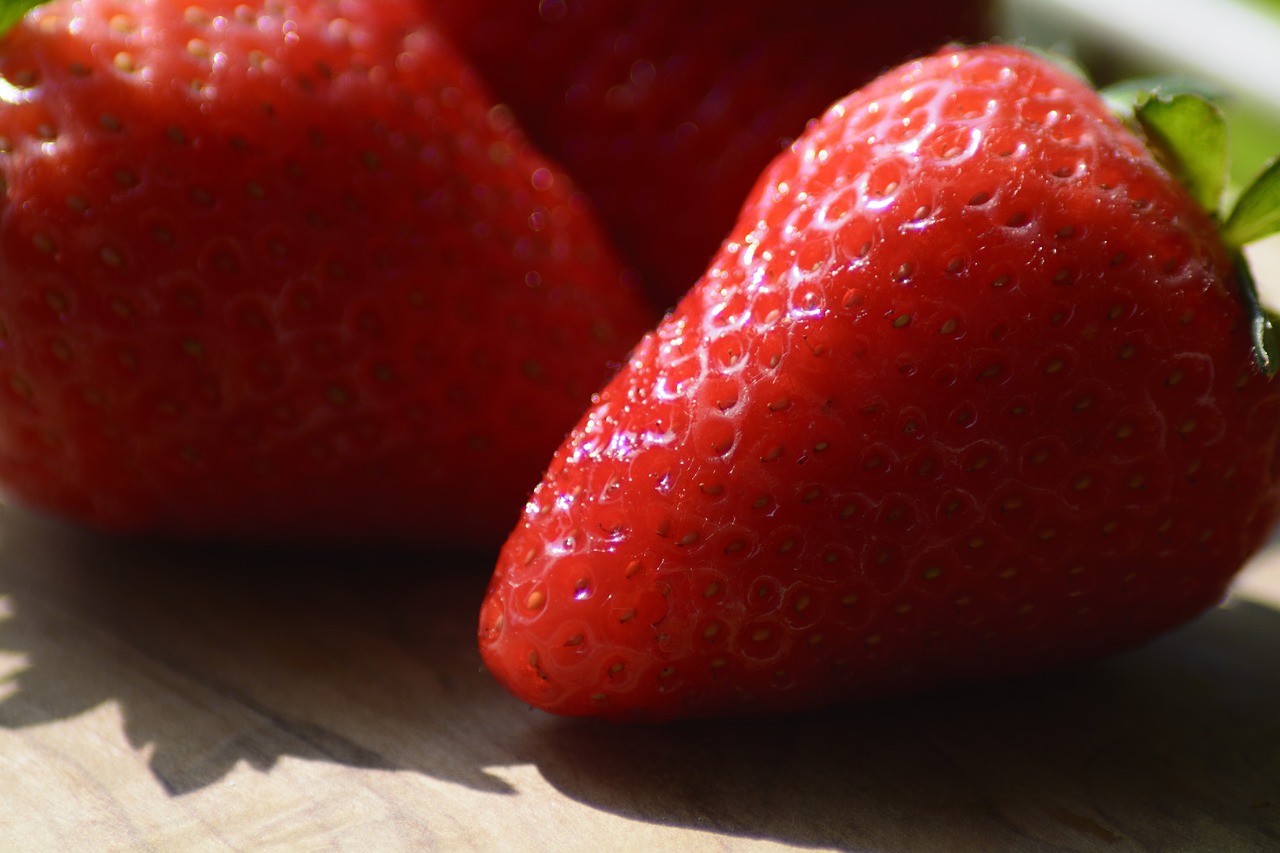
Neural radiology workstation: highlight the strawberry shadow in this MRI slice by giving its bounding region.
[4,499,1279,849]
[0,503,523,796]
[513,595,1280,850]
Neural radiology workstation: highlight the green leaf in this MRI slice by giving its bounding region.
[1100,76,1228,123]
[1235,253,1280,378]
[0,0,39,35]
[1135,92,1230,218]
[1223,156,1280,248]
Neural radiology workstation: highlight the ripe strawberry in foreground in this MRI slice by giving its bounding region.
[479,44,1280,720]
[0,0,653,547]
[428,0,992,308]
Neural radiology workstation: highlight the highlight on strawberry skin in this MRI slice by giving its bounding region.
[477,43,1280,722]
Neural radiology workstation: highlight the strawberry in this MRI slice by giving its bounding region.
[428,0,992,308]
[478,44,1280,720]
[0,0,654,547]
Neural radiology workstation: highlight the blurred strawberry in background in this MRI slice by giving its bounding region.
[0,0,655,549]
[430,0,993,308]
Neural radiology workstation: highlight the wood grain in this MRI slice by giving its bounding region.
[1,501,1279,852]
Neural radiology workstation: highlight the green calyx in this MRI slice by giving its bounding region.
[0,0,41,35]
[1105,78,1280,377]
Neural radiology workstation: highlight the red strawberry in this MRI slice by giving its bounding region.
[428,0,992,308]
[478,44,1280,720]
[0,0,653,547]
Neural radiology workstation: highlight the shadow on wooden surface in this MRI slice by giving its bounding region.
[0,503,520,797]
[519,602,1280,850]
[1,501,1279,849]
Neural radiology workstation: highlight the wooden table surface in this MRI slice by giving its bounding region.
[1,497,1279,853]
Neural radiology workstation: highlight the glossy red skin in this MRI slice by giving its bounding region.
[479,45,1280,721]
[0,0,654,547]
[428,0,991,309]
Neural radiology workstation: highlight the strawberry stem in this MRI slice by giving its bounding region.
[1133,92,1228,218]
[1223,156,1280,248]
[1103,76,1280,377]
[1220,152,1280,379]
[1235,253,1280,377]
